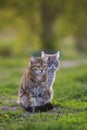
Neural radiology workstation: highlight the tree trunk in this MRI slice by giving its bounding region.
[75,30,87,53]
[40,2,58,51]
[76,36,87,53]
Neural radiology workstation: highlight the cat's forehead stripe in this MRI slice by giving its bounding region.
[48,56,56,62]
[33,58,44,64]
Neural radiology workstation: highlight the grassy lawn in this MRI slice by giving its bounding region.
[0,57,87,130]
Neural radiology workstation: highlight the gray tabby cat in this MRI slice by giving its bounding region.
[41,51,60,91]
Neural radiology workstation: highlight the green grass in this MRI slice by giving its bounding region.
[0,57,87,130]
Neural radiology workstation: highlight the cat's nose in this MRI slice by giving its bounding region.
[52,66,54,69]
[40,69,43,73]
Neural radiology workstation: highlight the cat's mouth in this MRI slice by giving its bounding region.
[35,70,44,74]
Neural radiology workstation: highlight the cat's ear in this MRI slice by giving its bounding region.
[30,56,35,63]
[41,51,46,57]
[55,51,60,59]
[42,56,48,62]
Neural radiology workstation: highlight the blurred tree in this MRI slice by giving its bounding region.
[0,0,66,51]
[65,0,87,53]
[40,0,66,50]
[0,0,87,52]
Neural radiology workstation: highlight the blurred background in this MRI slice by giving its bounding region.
[0,0,87,59]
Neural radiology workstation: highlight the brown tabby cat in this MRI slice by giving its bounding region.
[17,56,52,111]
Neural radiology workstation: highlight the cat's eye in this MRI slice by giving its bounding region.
[36,65,40,68]
[43,64,47,67]
[54,62,58,66]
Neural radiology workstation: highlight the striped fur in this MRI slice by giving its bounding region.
[41,51,60,91]
[17,57,52,109]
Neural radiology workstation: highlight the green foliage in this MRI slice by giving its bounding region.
[0,0,87,52]
[0,57,87,130]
